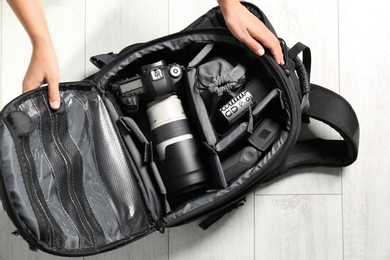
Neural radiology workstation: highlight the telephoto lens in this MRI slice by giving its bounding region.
[147,95,209,204]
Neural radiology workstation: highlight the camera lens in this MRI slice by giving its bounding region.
[147,95,193,160]
[147,95,209,199]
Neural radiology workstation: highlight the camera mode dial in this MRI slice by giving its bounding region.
[169,65,182,78]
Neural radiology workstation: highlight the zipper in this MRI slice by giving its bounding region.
[115,28,230,59]
[0,169,41,251]
[92,28,237,90]
[0,118,47,252]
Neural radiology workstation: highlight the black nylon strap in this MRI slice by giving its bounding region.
[283,84,359,171]
[289,42,312,79]
[90,52,117,69]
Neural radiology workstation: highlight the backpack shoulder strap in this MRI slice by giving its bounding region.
[279,84,359,175]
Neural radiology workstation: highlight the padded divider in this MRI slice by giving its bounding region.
[185,66,218,146]
[116,117,168,217]
[183,66,227,189]
[203,143,227,189]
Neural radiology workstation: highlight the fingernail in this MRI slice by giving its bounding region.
[51,100,60,110]
[256,48,265,56]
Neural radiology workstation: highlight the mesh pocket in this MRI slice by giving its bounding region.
[2,87,151,252]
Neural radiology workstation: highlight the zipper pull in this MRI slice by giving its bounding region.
[12,230,20,236]
[12,229,38,252]
[279,38,293,77]
[29,245,38,252]
[155,220,165,234]
[279,38,288,65]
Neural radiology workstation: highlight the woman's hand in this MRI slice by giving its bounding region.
[23,41,60,109]
[218,0,284,65]
[7,0,61,110]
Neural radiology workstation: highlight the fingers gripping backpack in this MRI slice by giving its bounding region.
[0,3,359,256]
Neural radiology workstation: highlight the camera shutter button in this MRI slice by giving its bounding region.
[169,65,182,78]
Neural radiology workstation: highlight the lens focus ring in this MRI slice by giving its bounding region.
[152,119,191,145]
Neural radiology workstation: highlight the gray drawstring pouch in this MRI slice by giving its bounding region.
[196,57,247,115]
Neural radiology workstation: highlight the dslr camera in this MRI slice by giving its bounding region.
[114,60,183,113]
[113,60,209,205]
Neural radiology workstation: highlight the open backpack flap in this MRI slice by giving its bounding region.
[0,2,359,257]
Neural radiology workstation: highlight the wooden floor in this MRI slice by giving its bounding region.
[0,0,388,259]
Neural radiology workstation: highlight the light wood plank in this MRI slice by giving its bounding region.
[1,0,86,107]
[85,232,169,260]
[1,2,31,107]
[85,0,169,77]
[169,0,258,34]
[257,168,342,195]
[43,1,86,82]
[169,193,254,260]
[255,195,343,260]
[168,0,218,34]
[255,0,339,91]
[254,0,342,195]
[340,0,390,259]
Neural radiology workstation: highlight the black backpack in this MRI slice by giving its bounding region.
[0,3,359,256]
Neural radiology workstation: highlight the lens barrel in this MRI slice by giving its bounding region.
[147,95,209,198]
[147,95,193,159]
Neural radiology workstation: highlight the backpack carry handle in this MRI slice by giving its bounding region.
[285,41,312,113]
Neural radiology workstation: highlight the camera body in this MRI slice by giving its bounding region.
[115,60,183,113]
